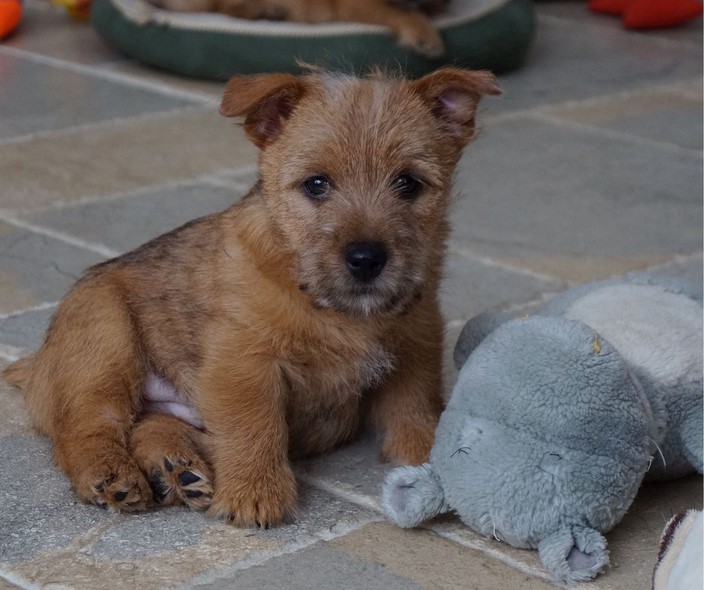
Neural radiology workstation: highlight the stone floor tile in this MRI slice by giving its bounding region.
[25,182,250,254]
[0,360,32,437]
[4,2,121,66]
[0,109,259,214]
[450,117,702,281]
[441,251,564,321]
[0,53,196,141]
[297,432,387,510]
[7,520,281,590]
[0,435,111,564]
[331,521,558,590]
[545,91,703,150]
[0,306,54,354]
[493,15,702,114]
[105,61,229,103]
[187,541,421,590]
[493,255,678,284]
[0,222,103,315]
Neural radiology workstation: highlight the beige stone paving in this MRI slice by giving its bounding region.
[8,523,282,590]
[331,521,558,590]
[0,109,258,214]
[494,255,675,284]
[545,91,701,128]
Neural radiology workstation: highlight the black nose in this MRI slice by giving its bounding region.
[345,242,387,283]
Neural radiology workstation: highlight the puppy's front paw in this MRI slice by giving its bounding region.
[380,425,435,465]
[208,466,298,528]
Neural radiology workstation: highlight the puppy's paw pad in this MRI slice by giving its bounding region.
[87,469,151,512]
[149,455,213,511]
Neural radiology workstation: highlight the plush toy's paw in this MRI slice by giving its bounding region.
[538,526,609,584]
[381,463,448,528]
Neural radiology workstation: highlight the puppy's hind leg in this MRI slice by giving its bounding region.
[32,278,152,512]
[131,413,214,511]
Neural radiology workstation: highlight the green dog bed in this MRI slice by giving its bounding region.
[91,0,535,80]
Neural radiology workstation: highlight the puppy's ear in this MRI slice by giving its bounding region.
[412,68,501,144]
[220,73,307,148]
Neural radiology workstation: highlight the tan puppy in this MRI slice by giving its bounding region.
[148,0,449,56]
[3,67,499,527]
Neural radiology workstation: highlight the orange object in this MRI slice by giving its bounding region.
[0,0,22,39]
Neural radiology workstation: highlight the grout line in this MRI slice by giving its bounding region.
[178,516,379,589]
[446,243,564,284]
[0,570,40,590]
[297,473,381,513]
[0,301,58,321]
[0,168,253,216]
[0,45,215,104]
[0,347,22,363]
[0,215,119,259]
[484,80,703,127]
[0,104,213,148]
[429,527,566,588]
[526,111,703,157]
[529,83,702,113]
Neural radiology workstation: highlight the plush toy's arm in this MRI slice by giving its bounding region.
[453,311,511,370]
[381,464,449,528]
[538,525,609,584]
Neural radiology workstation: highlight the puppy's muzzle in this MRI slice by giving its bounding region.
[345,241,387,283]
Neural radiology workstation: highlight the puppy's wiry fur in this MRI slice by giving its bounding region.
[3,67,499,527]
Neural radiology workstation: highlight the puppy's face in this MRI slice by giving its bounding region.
[221,69,499,317]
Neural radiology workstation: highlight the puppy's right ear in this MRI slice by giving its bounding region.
[220,73,306,149]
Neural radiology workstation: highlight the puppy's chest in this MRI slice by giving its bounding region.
[284,337,395,400]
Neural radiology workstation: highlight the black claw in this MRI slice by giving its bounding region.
[184,490,203,499]
[164,458,174,472]
[178,471,201,486]
[255,519,261,529]
[113,490,128,502]
[95,499,108,510]
[94,482,105,493]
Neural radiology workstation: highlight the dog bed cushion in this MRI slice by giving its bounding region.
[91,0,535,80]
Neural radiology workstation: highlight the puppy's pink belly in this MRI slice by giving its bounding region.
[142,373,204,429]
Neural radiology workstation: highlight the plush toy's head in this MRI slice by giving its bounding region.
[383,316,656,583]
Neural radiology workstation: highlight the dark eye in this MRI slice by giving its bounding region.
[302,176,331,199]
[393,174,422,200]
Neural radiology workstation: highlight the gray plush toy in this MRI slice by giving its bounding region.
[382,273,703,584]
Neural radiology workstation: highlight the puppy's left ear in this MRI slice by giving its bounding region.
[220,73,307,149]
[412,68,501,145]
